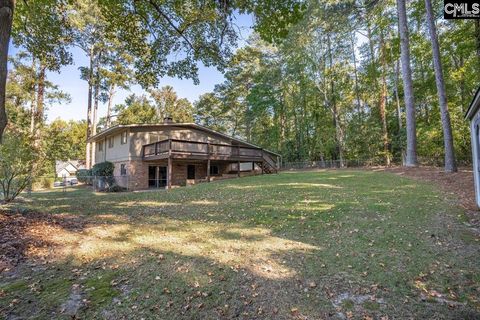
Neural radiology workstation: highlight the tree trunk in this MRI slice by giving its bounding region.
[396,0,418,166]
[85,47,94,169]
[34,63,46,143]
[30,58,36,134]
[394,60,402,130]
[350,31,362,117]
[327,35,343,167]
[379,30,390,166]
[92,65,100,137]
[393,59,406,165]
[425,0,457,172]
[0,0,14,142]
[91,52,102,167]
[106,84,115,128]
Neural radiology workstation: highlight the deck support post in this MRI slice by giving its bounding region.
[207,142,211,183]
[261,161,264,175]
[207,158,211,182]
[167,139,172,190]
[167,157,172,190]
[237,161,241,177]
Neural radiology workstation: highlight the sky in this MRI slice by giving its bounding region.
[10,13,254,123]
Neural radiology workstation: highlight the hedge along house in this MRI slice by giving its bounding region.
[466,87,480,208]
[87,118,281,191]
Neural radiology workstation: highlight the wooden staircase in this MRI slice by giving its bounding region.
[260,152,279,174]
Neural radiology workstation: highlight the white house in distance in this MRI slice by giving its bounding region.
[55,160,86,178]
[465,87,480,208]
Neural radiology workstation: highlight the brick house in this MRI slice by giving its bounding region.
[88,118,281,190]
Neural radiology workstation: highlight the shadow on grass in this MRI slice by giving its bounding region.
[1,170,479,319]
[0,208,87,272]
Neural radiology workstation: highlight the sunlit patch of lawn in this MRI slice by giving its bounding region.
[1,170,479,319]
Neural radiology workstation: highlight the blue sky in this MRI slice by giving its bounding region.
[11,13,254,123]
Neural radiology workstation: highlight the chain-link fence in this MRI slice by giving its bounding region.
[281,157,472,170]
[282,159,368,170]
[77,175,133,192]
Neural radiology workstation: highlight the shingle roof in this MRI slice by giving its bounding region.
[55,160,86,174]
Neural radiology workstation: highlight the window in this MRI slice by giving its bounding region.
[98,141,103,151]
[187,165,195,179]
[120,164,127,176]
[121,131,127,144]
[210,165,219,175]
[108,136,114,148]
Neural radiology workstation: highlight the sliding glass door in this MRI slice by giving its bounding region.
[148,166,167,188]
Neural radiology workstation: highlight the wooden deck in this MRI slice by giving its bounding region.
[142,139,280,189]
[142,139,265,162]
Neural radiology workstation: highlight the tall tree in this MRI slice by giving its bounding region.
[0,0,14,141]
[69,0,111,168]
[149,86,194,123]
[379,29,390,165]
[396,0,418,166]
[424,0,457,172]
[13,0,72,144]
[115,94,157,125]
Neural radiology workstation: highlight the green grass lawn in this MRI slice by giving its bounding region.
[1,170,479,319]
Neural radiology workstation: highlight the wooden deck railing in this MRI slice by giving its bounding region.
[142,139,265,160]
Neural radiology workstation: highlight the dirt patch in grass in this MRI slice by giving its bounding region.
[0,208,86,272]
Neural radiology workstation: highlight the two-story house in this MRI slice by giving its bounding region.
[88,118,281,190]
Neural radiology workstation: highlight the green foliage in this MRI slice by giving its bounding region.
[115,94,157,125]
[194,93,228,132]
[44,119,87,174]
[149,86,194,123]
[77,169,92,184]
[114,87,194,125]
[32,177,55,190]
[7,0,475,169]
[193,0,474,164]
[0,127,40,202]
[91,161,114,177]
[13,0,73,71]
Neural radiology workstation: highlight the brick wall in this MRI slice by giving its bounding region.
[126,160,149,190]
[174,162,209,186]
[113,160,255,191]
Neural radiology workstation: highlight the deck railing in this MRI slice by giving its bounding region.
[143,139,264,160]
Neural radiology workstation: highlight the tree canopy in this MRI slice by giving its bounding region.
[1,0,477,178]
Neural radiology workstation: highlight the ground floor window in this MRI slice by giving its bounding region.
[148,166,167,188]
[210,165,219,175]
[187,165,195,179]
[120,164,127,176]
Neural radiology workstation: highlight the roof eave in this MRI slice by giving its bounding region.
[465,87,480,120]
[87,123,282,157]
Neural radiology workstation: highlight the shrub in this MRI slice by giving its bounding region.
[107,185,127,192]
[32,177,55,190]
[77,169,92,184]
[92,162,114,177]
[0,130,39,203]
